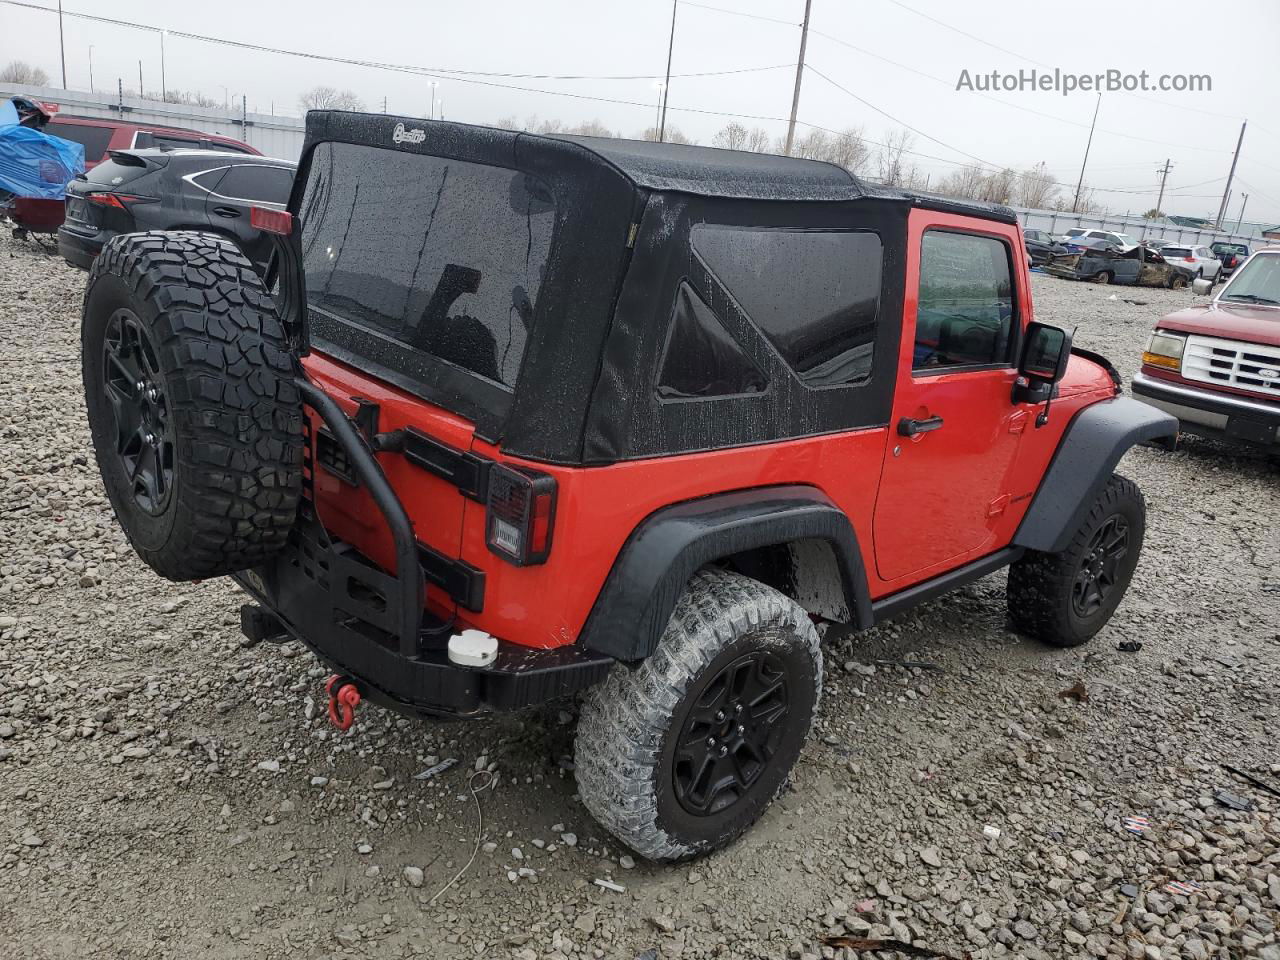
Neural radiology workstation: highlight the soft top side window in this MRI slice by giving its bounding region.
[913,230,1016,372]
[691,226,883,388]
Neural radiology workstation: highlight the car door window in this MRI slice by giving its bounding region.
[215,165,293,205]
[914,231,1016,372]
[190,168,229,192]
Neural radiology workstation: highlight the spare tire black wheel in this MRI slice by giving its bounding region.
[82,231,304,581]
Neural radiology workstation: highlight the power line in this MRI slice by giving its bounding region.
[0,0,787,82]
[807,63,995,168]
[678,0,800,27]
[807,27,1229,155]
[883,0,1246,124]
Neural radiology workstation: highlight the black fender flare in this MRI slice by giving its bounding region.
[578,485,872,662]
[1013,396,1176,554]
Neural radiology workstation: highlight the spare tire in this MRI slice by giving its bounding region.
[82,231,304,581]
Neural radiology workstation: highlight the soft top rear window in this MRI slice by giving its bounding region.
[299,141,556,393]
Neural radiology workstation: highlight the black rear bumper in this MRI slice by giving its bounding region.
[57,223,107,269]
[233,377,612,718]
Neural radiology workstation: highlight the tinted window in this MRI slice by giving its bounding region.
[149,134,201,150]
[43,121,113,162]
[1163,247,1191,257]
[216,164,293,204]
[914,231,1015,371]
[657,282,766,399]
[84,156,151,186]
[190,167,229,191]
[300,141,555,390]
[692,226,882,387]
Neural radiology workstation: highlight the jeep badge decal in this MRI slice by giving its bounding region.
[392,122,426,145]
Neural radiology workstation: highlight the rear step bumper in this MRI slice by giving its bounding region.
[231,376,612,719]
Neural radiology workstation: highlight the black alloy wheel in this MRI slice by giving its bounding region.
[102,308,174,515]
[672,650,790,817]
[1071,514,1129,619]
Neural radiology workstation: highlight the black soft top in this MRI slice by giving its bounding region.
[293,112,1018,464]
[300,111,1015,221]
[552,133,1016,223]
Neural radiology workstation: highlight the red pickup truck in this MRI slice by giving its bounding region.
[1133,248,1280,448]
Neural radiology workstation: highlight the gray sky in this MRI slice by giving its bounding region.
[5,0,1279,222]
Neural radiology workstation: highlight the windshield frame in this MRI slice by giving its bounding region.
[1213,250,1280,310]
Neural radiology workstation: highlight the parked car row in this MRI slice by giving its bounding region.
[3,101,263,236]
[58,148,295,273]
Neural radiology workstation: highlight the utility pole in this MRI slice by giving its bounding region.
[784,0,813,156]
[88,45,94,92]
[57,0,66,87]
[381,96,387,113]
[137,61,143,96]
[1214,120,1246,228]
[241,94,247,134]
[1235,192,1249,232]
[160,31,167,103]
[1072,93,1101,213]
[658,0,677,142]
[1154,158,1173,217]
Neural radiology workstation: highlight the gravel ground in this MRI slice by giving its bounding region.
[1,233,1277,960]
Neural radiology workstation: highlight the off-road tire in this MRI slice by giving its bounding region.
[82,231,303,581]
[574,568,822,861]
[1007,473,1145,647]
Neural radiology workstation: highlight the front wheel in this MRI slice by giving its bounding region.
[1007,474,1145,647]
[574,569,821,861]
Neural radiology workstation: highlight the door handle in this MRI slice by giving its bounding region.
[898,415,944,437]
[212,206,242,218]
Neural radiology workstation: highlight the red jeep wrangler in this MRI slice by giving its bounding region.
[80,112,1176,860]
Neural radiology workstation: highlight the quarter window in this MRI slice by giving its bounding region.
[656,282,766,399]
[692,226,883,387]
[913,231,1015,371]
[215,164,293,205]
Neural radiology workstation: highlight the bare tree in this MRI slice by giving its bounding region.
[1011,162,1059,209]
[0,61,50,85]
[144,89,219,108]
[875,129,923,187]
[826,127,871,175]
[712,122,750,151]
[641,126,695,144]
[298,86,365,112]
[744,127,773,153]
[564,119,618,138]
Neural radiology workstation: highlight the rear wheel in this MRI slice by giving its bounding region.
[1007,474,1145,647]
[1094,271,1112,284]
[574,569,821,860]
[1169,273,1188,290]
[82,231,304,581]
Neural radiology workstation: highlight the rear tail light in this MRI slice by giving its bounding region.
[1183,256,1196,263]
[485,464,556,566]
[250,206,293,236]
[86,192,154,209]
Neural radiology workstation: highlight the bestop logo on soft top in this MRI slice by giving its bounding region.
[392,122,426,145]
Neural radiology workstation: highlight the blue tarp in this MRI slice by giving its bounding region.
[0,122,85,200]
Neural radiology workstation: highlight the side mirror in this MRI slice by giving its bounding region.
[1019,321,1072,383]
[1192,277,1213,296]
